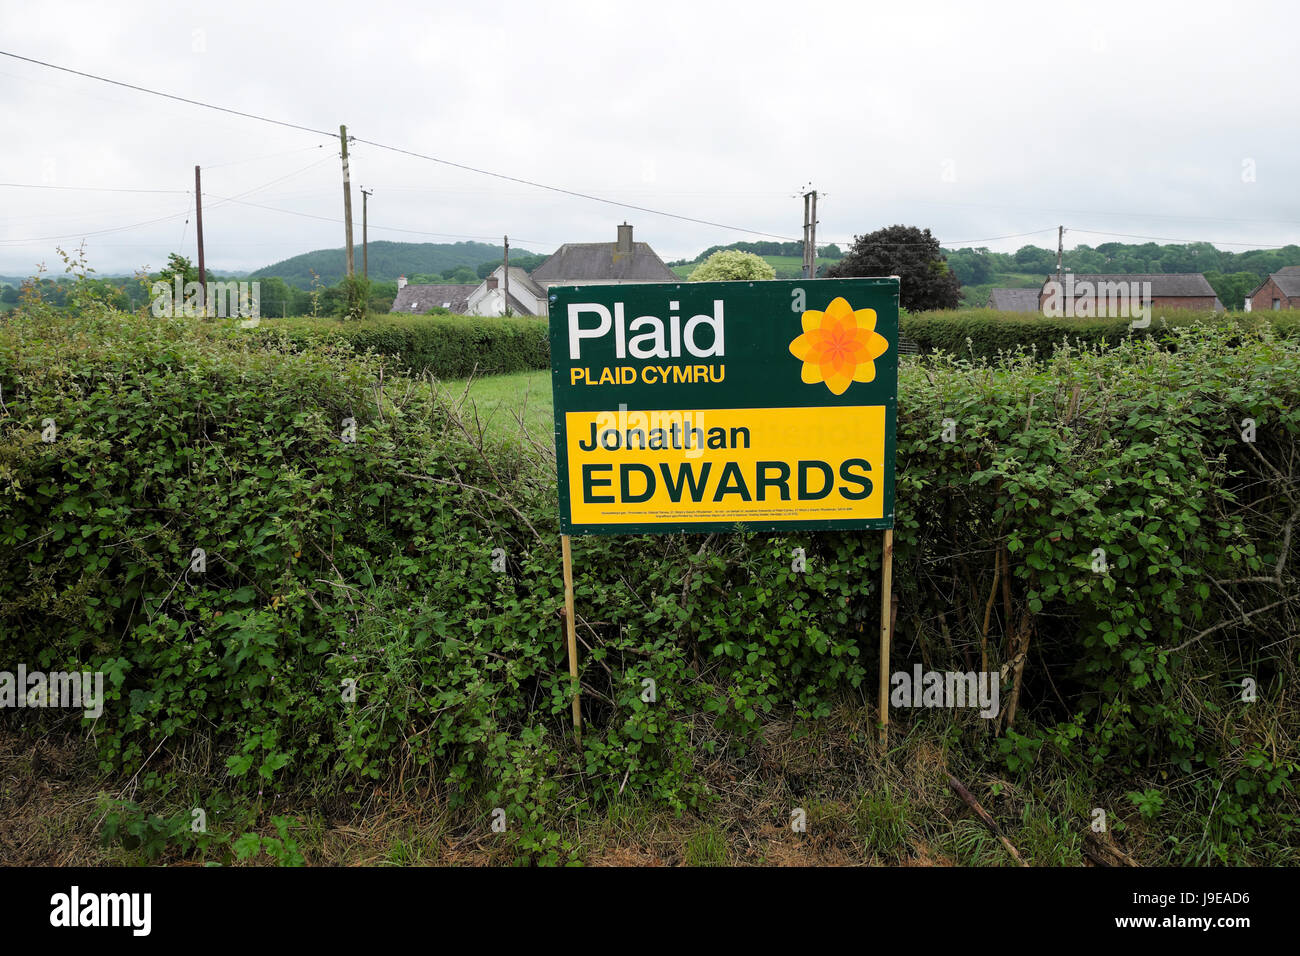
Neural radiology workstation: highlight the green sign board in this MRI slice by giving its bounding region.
[548,277,899,535]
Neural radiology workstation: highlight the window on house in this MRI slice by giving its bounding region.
[1274,298,1281,310]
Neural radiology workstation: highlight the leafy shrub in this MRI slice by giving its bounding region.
[2,307,1297,861]
[902,308,1300,360]
[688,250,777,282]
[253,311,549,378]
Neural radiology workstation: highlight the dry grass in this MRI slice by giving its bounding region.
[1,708,1145,867]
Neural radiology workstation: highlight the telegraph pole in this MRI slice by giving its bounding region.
[194,165,205,315]
[808,189,818,277]
[503,235,510,316]
[801,187,818,279]
[1056,225,1064,283]
[340,125,355,277]
[360,187,373,279]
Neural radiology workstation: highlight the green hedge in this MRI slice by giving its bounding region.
[902,308,1300,359]
[2,307,1298,861]
[254,311,550,378]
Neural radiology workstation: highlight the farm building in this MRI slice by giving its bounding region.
[1037,273,1222,314]
[987,288,1040,312]
[466,223,677,317]
[1245,266,1300,311]
[391,278,475,315]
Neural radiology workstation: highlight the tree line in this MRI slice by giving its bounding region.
[668,240,844,266]
[945,240,1299,308]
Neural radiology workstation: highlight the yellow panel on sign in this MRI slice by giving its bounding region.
[565,405,886,526]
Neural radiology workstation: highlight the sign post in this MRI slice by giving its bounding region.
[560,534,582,742]
[548,278,899,744]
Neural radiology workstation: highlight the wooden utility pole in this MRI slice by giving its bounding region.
[503,235,510,316]
[1056,225,1064,283]
[360,187,373,279]
[340,125,355,277]
[801,187,818,279]
[194,165,205,315]
[808,189,818,277]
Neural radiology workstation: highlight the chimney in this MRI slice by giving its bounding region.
[617,222,633,255]
[487,276,498,290]
[397,275,408,290]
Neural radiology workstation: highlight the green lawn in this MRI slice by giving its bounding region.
[442,368,554,443]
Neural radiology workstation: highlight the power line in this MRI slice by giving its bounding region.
[0,49,799,242]
[0,158,334,245]
[9,51,1296,256]
[0,182,188,195]
[204,194,556,245]
[202,144,327,170]
[0,50,335,139]
[820,228,1059,249]
[350,137,798,241]
[0,207,192,244]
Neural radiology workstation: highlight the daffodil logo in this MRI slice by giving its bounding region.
[788,296,890,395]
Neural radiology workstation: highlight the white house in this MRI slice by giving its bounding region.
[466,223,677,317]
[465,266,547,317]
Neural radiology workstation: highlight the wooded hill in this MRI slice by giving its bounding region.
[249,240,541,289]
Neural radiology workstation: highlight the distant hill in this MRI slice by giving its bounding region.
[250,240,542,289]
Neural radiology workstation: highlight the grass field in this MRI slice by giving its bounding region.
[443,368,554,442]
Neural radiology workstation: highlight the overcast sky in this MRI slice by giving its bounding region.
[2,0,1298,276]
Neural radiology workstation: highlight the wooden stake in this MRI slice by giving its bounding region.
[878,528,894,747]
[560,534,582,742]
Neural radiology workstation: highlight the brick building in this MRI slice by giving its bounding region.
[1246,266,1300,311]
[1038,273,1221,315]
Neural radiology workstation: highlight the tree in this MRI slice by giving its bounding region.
[827,225,961,311]
[688,250,776,282]
[441,266,478,284]
[256,276,292,318]
[1013,244,1056,274]
[0,286,18,304]
[945,247,993,286]
[1205,271,1262,310]
[155,253,199,289]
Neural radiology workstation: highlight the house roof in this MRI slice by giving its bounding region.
[988,288,1040,312]
[1270,271,1300,297]
[498,265,544,301]
[1245,267,1300,301]
[531,241,678,284]
[391,284,476,314]
[504,292,535,315]
[1041,273,1217,297]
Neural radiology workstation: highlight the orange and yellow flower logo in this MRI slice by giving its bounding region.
[788,296,890,395]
